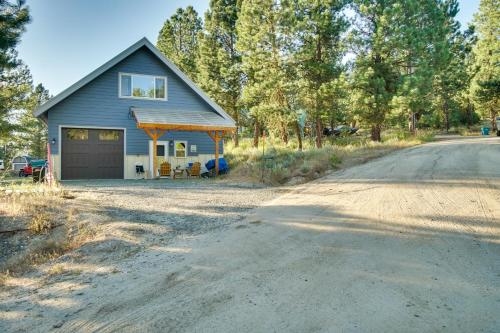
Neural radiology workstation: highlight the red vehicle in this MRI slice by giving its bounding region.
[19,160,47,177]
[19,164,32,177]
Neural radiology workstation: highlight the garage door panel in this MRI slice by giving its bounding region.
[62,128,124,180]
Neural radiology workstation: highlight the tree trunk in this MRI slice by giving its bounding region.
[253,121,260,148]
[233,107,240,147]
[315,116,322,148]
[491,109,498,131]
[443,99,450,132]
[371,124,381,142]
[409,112,416,134]
[280,119,288,144]
[466,99,473,128]
[295,121,303,151]
[232,127,239,147]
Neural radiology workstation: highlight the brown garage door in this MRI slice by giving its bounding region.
[61,128,124,180]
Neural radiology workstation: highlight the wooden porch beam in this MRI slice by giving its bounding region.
[141,127,167,178]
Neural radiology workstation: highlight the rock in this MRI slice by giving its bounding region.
[287,176,306,185]
[53,321,65,328]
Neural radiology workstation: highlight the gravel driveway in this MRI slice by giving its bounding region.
[64,179,281,238]
[1,137,499,333]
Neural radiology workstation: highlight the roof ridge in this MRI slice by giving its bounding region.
[33,38,235,125]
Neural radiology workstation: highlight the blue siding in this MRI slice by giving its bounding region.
[47,46,223,156]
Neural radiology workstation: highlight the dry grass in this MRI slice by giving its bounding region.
[225,129,434,185]
[0,183,97,285]
[29,210,54,234]
[1,239,68,279]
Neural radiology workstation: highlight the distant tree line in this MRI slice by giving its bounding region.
[157,0,499,147]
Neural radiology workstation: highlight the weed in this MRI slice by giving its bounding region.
[29,211,54,234]
[48,264,65,276]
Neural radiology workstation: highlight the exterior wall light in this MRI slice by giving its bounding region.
[51,138,56,145]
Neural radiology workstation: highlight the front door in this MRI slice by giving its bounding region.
[149,140,169,177]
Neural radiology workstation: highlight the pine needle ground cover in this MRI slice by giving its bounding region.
[225,130,434,185]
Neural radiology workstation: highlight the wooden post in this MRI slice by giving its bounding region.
[143,128,165,179]
[207,130,223,176]
[152,134,158,178]
[215,131,220,176]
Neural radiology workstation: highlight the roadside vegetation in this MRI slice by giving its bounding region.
[0,183,96,286]
[226,129,435,185]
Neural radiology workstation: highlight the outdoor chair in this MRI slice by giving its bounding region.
[135,163,145,179]
[160,161,171,177]
[189,162,201,178]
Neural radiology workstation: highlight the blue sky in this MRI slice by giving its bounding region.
[18,0,479,96]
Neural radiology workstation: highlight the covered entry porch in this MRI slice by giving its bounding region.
[131,107,236,177]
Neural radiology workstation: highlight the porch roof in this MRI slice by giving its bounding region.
[131,107,236,132]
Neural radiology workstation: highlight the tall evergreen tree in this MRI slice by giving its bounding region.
[292,0,348,148]
[471,0,499,132]
[0,0,30,144]
[16,84,49,158]
[0,63,31,142]
[237,0,294,147]
[351,0,401,141]
[391,0,447,133]
[0,0,30,73]
[157,6,202,81]
[431,0,465,131]
[197,0,243,146]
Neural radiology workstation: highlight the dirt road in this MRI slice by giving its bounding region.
[3,137,500,332]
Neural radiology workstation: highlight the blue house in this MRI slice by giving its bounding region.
[34,38,235,180]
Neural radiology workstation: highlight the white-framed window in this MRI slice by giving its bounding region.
[119,73,167,100]
[174,141,187,158]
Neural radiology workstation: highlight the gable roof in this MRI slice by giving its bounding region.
[33,37,234,125]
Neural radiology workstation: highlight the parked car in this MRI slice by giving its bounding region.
[0,159,4,171]
[12,155,31,172]
[323,125,359,137]
[497,117,500,136]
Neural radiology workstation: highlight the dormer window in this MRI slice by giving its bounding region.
[119,73,167,100]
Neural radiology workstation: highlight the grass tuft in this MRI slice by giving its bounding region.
[29,211,54,234]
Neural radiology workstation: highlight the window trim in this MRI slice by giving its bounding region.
[174,140,188,158]
[118,72,167,101]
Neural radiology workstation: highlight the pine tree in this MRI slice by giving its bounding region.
[292,0,348,148]
[16,84,50,158]
[197,0,243,146]
[157,6,202,81]
[351,0,401,141]
[0,0,30,73]
[471,0,499,132]
[236,0,294,147]
[430,0,465,131]
[0,63,31,142]
[391,0,448,133]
